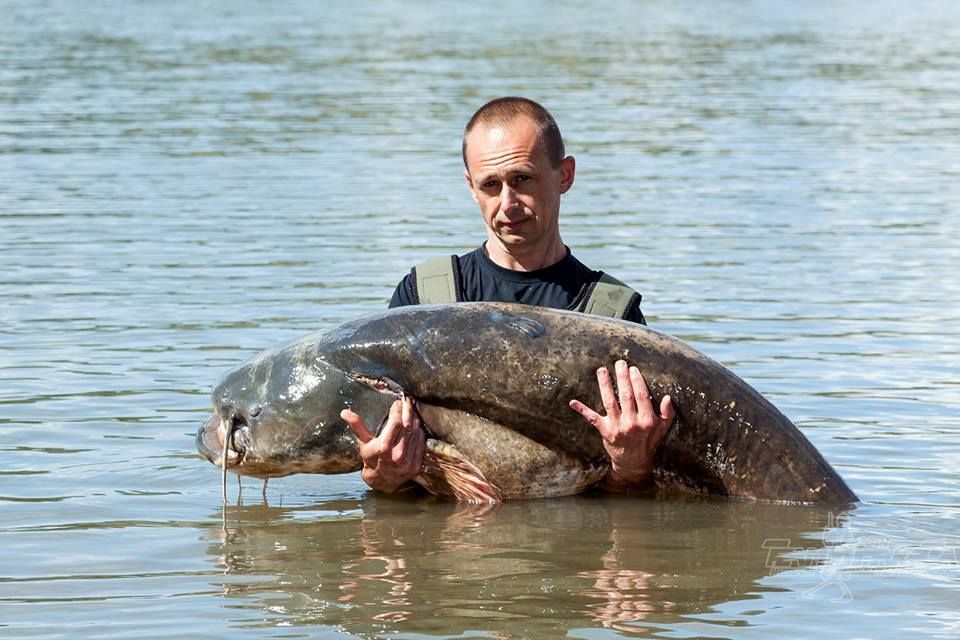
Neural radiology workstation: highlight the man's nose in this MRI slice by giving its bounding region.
[500,184,520,214]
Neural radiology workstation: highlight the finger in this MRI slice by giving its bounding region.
[341,409,374,444]
[410,403,422,432]
[402,395,416,430]
[413,431,426,474]
[404,424,426,474]
[570,399,613,440]
[616,360,637,420]
[569,399,601,424]
[596,367,620,420]
[390,429,409,464]
[378,400,405,446]
[659,394,677,426]
[629,367,655,419]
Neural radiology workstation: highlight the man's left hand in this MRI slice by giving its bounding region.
[569,360,676,492]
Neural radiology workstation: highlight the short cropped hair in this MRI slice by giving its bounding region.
[462,97,565,170]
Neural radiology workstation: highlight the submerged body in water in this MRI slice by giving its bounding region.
[196,303,856,504]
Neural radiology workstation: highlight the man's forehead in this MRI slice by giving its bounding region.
[468,117,536,145]
[484,125,508,143]
[465,119,546,173]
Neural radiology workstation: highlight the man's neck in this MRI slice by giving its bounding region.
[483,235,567,272]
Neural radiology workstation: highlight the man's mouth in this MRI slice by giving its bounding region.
[500,219,528,232]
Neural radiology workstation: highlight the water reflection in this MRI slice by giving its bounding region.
[205,495,846,636]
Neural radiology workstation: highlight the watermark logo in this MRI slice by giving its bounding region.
[761,512,960,602]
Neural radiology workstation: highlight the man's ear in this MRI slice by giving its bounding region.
[465,169,480,204]
[559,156,576,194]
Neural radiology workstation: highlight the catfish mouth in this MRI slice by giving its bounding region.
[196,410,360,480]
[196,414,244,468]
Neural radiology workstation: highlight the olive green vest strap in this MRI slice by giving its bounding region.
[413,255,460,304]
[581,273,639,320]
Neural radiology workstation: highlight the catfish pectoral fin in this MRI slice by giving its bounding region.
[416,439,503,503]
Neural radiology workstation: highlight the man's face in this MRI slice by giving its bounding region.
[463,117,575,254]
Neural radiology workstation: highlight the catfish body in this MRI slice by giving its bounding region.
[197,303,857,504]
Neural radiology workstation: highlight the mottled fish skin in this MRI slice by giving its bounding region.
[197,302,857,504]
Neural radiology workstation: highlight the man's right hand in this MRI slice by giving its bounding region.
[340,397,425,493]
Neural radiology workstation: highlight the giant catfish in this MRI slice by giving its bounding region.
[196,303,857,504]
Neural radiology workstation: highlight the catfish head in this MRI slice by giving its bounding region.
[195,337,396,478]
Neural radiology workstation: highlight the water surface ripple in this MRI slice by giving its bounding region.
[2,1,959,638]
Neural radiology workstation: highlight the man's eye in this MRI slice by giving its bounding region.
[483,181,499,190]
[514,175,531,184]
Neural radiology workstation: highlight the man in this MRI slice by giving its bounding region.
[341,97,676,496]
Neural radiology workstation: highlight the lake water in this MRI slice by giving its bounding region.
[2,1,959,638]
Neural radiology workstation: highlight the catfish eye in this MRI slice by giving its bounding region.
[250,405,262,417]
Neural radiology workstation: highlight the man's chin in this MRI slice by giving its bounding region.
[496,228,535,244]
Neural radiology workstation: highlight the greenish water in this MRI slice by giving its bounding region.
[2,1,959,638]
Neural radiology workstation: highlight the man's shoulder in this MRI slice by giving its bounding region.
[561,252,645,323]
[413,254,464,304]
[579,270,644,323]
